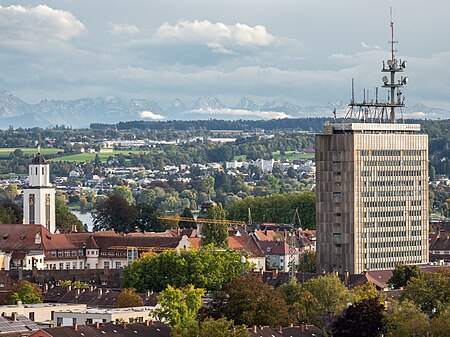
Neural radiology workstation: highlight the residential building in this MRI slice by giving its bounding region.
[53,306,158,327]
[316,28,429,274]
[258,240,292,272]
[0,303,86,325]
[0,313,40,335]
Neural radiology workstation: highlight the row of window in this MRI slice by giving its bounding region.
[360,150,424,157]
[363,220,423,228]
[365,250,422,259]
[364,260,423,270]
[362,190,422,197]
[365,211,404,218]
[51,249,85,258]
[365,240,422,248]
[364,180,421,187]
[103,261,122,269]
[363,170,422,177]
[46,261,84,270]
[363,201,407,208]
[363,160,422,167]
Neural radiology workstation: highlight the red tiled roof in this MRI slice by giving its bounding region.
[258,240,290,255]
[228,235,265,258]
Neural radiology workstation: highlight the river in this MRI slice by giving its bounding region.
[72,210,94,232]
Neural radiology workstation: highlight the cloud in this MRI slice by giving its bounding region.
[188,107,292,119]
[109,23,140,36]
[139,110,165,120]
[361,41,381,50]
[154,20,275,53]
[0,5,85,43]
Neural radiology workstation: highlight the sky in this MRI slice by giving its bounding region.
[1,0,450,111]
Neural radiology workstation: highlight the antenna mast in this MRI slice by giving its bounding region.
[345,8,408,124]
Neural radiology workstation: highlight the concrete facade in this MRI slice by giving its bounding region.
[316,122,429,274]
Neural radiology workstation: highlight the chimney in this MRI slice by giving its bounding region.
[98,288,103,298]
[278,326,283,334]
[96,322,101,329]
[344,270,349,288]
[122,322,127,329]
[89,285,94,292]
[74,324,78,331]
[253,325,257,333]
[146,290,151,300]
[76,288,81,298]
[301,322,306,332]
[67,284,72,292]
[146,319,152,326]
[43,283,48,293]
[11,312,17,321]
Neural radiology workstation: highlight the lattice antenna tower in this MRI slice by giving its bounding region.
[345,8,408,123]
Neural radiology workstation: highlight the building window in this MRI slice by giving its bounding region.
[56,317,63,326]
[79,261,84,269]
[78,249,84,256]
[51,251,57,257]
[104,261,110,269]
[115,262,122,269]
[29,194,35,224]
[71,250,76,256]
[65,250,70,257]
[29,312,35,321]
[45,194,51,228]
[65,262,70,269]
[59,263,63,269]
[58,250,63,257]
[73,318,77,325]
[72,262,77,269]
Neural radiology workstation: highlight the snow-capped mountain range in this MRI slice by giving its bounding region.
[0,91,447,129]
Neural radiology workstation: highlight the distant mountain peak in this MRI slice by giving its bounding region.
[234,97,259,111]
[193,96,223,110]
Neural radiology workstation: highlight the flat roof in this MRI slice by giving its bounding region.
[325,122,421,132]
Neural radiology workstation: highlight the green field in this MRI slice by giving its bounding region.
[50,150,160,163]
[0,148,63,158]
[233,151,314,162]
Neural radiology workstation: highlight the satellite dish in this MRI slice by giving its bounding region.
[402,77,408,85]
[401,60,407,68]
[387,60,393,67]
[382,76,388,84]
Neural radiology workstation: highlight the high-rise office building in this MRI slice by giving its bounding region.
[316,21,429,274]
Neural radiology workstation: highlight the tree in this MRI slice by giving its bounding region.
[124,246,249,292]
[179,207,195,229]
[302,275,351,318]
[115,288,144,308]
[156,285,205,328]
[279,278,318,324]
[112,186,135,205]
[202,204,228,248]
[199,318,249,337]
[219,274,291,327]
[384,300,430,337]
[298,250,316,273]
[136,203,166,232]
[430,307,450,337]
[351,283,383,304]
[400,268,450,313]
[388,264,423,289]
[330,298,385,337]
[92,195,138,233]
[3,184,18,201]
[55,197,85,232]
[10,280,42,304]
[0,202,22,224]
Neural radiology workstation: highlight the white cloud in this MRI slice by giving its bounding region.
[0,5,85,43]
[109,23,140,36]
[139,110,165,120]
[188,107,292,119]
[361,41,381,50]
[154,20,275,53]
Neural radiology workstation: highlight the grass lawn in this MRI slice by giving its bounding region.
[50,150,160,163]
[0,148,63,158]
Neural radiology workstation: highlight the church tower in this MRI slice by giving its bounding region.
[23,148,56,233]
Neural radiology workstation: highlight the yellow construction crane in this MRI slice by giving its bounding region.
[158,215,246,226]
